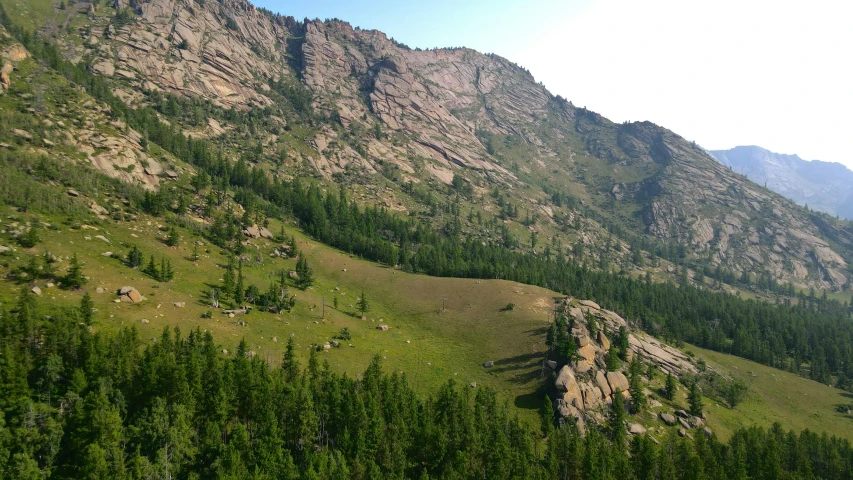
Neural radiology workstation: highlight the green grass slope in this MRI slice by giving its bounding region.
[0,205,556,424]
[691,344,853,441]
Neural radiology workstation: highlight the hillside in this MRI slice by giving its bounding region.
[4,0,853,292]
[2,0,853,476]
[710,145,853,220]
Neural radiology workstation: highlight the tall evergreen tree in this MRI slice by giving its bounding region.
[63,253,87,289]
[688,380,703,417]
[665,373,677,401]
[80,292,95,325]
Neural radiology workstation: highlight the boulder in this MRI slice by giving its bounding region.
[577,345,596,363]
[127,289,143,303]
[91,203,110,216]
[243,225,261,238]
[173,302,185,308]
[703,427,713,437]
[678,417,691,430]
[581,382,603,409]
[483,361,494,368]
[674,409,689,419]
[31,286,42,296]
[12,129,32,140]
[92,60,115,77]
[574,359,592,373]
[628,423,647,435]
[258,226,274,239]
[659,413,677,425]
[545,360,557,370]
[118,286,145,303]
[556,366,584,409]
[0,245,10,253]
[690,416,704,428]
[376,324,389,331]
[555,366,577,392]
[554,399,579,419]
[577,335,590,347]
[597,331,611,351]
[66,189,80,197]
[596,371,612,398]
[606,371,630,395]
[578,299,601,310]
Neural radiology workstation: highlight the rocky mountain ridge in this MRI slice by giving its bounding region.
[710,145,853,220]
[4,0,853,290]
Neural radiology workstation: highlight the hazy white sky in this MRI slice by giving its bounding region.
[262,0,853,167]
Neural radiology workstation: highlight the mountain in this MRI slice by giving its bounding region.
[3,1,853,477]
[2,0,853,295]
[710,146,853,220]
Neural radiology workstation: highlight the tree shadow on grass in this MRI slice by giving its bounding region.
[515,382,548,410]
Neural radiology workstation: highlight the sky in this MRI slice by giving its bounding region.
[254,0,853,168]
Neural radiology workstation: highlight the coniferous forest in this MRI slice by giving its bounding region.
[1,291,852,478]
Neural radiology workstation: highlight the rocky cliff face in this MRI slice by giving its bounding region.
[551,297,703,435]
[710,146,853,220]
[14,0,853,290]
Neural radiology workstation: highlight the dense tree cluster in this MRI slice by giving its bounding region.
[1,291,852,479]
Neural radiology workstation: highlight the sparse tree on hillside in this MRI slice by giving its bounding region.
[295,256,314,289]
[665,373,677,401]
[358,291,370,318]
[165,226,180,247]
[19,227,40,248]
[127,246,144,268]
[63,254,86,289]
[688,380,703,417]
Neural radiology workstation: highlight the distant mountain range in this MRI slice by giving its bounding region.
[710,146,853,220]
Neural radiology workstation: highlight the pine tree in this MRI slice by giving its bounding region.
[295,256,314,289]
[617,326,630,361]
[629,362,646,413]
[282,337,299,384]
[80,292,95,325]
[127,246,144,268]
[688,380,703,417]
[587,312,599,340]
[358,291,370,318]
[606,346,622,371]
[609,389,627,446]
[540,395,555,438]
[165,226,180,247]
[18,227,40,248]
[159,258,174,282]
[190,244,200,262]
[665,373,677,401]
[63,253,87,289]
[144,255,158,279]
[235,265,245,304]
[222,258,235,300]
